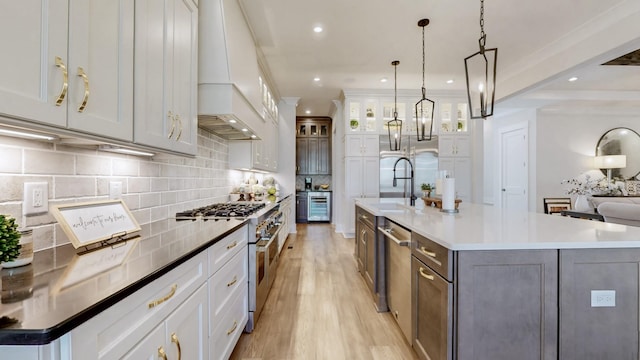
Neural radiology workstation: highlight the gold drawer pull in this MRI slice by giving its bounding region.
[77,67,89,112]
[54,56,68,106]
[227,320,238,335]
[171,333,182,360]
[419,267,435,281]
[420,246,437,258]
[158,346,167,360]
[148,284,178,308]
[227,276,238,287]
[175,114,183,141]
[167,111,176,139]
[226,241,238,250]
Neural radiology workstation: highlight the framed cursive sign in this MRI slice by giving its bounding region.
[52,200,141,249]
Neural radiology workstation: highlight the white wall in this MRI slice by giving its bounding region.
[536,108,640,212]
[331,100,344,232]
[487,106,640,213]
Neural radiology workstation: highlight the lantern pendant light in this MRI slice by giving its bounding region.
[464,0,498,119]
[387,60,403,151]
[415,18,435,141]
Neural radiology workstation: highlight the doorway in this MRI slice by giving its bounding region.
[499,124,528,210]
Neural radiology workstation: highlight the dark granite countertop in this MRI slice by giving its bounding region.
[0,217,247,345]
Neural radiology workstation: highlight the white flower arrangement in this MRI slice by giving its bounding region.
[561,171,608,195]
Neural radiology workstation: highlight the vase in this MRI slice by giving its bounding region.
[574,195,591,212]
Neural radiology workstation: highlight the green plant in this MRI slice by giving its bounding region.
[420,183,432,191]
[350,119,359,128]
[0,215,21,263]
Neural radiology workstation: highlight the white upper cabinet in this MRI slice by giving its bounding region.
[0,0,68,127]
[67,0,134,140]
[0,0,134,141]
[134,0,198,155]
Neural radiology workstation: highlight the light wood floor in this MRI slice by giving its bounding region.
[230,223,419,360]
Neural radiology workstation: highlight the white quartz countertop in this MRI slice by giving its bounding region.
[355,198,640,250]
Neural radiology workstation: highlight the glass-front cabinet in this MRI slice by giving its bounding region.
[347,99,379,133]
[439,100,469,133]
[344,93,469,136]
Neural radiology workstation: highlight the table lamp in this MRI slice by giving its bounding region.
[594,155,627,189]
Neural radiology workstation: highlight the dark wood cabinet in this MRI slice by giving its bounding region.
[296,193,308,223]
[296,118,331,175]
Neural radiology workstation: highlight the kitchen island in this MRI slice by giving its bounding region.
[356,198,640,360]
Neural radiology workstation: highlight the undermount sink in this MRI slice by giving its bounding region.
[371,202,413,213]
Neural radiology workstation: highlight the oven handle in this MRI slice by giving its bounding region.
[378,226,410,247]
[255,225,282,252]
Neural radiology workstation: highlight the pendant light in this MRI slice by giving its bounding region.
[415,18,435,141]
[464,0,498,119]
[387,60,402,151]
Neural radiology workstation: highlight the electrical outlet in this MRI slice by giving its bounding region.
[109,181,122,200]
[24,182,49,215]
[591,290,616,307]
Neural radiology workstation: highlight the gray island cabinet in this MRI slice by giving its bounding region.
[356,199,640,360]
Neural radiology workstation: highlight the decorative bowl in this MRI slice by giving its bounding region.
[320,184,330,189]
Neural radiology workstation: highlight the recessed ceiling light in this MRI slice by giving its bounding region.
[305,110,311,114]
[313,77,320,82]
[446,79,454,84]
[568,77,578,82]
[250,134,257,139]
[380,77,388,83]
[229,119,237,124]
[241,128,248,132]
[313,26,323,33]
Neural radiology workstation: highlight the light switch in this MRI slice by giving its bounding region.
[591,290,616,307]
[24,182,49,215]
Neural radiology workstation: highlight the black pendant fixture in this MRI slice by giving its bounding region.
[387,60,402,151]
[464,0,498,119]
[415,18,435,141]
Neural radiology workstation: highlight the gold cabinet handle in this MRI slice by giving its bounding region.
[77,67,89,112]
[171,333,182,360]
[158,346,167,360]
[226,241,237,250]
[227,276,238,287]
[419,267,435,281]
[175,114,183,141]
[167,111,176,139]
[54,56,68,106]
[419,246,437,258]
[227,320,238,335]
[148,284,178,308]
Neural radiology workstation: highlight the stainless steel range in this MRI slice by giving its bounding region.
[175,201,282,333]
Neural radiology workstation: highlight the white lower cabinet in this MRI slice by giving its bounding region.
[0,225,250,360]
[69,251,208,360]
[123,284,208,360]
[207,228,248,360]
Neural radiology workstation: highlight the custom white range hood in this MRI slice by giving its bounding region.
[198,0,265,140]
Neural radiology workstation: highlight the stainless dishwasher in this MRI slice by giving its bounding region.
[379,219,412,343]
[307,191,331,221]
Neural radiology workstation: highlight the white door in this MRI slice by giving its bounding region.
[500,125,528,210]
[67,0,134,140]
[362,157,380,197]
[0,0,68,127]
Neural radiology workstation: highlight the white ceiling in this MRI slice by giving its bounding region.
[239,0,640,117]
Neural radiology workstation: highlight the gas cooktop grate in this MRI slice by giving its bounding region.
[175,202,266,219]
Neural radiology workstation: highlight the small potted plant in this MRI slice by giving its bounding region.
[350,119,359,129]
[0,215,22,267]
[421,183,433,198]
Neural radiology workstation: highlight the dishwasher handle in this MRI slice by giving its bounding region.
[378,226,410,247]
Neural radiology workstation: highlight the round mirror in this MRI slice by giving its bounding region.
[596,127,640,179]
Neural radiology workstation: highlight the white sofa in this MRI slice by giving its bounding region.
[595,201,640,226]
